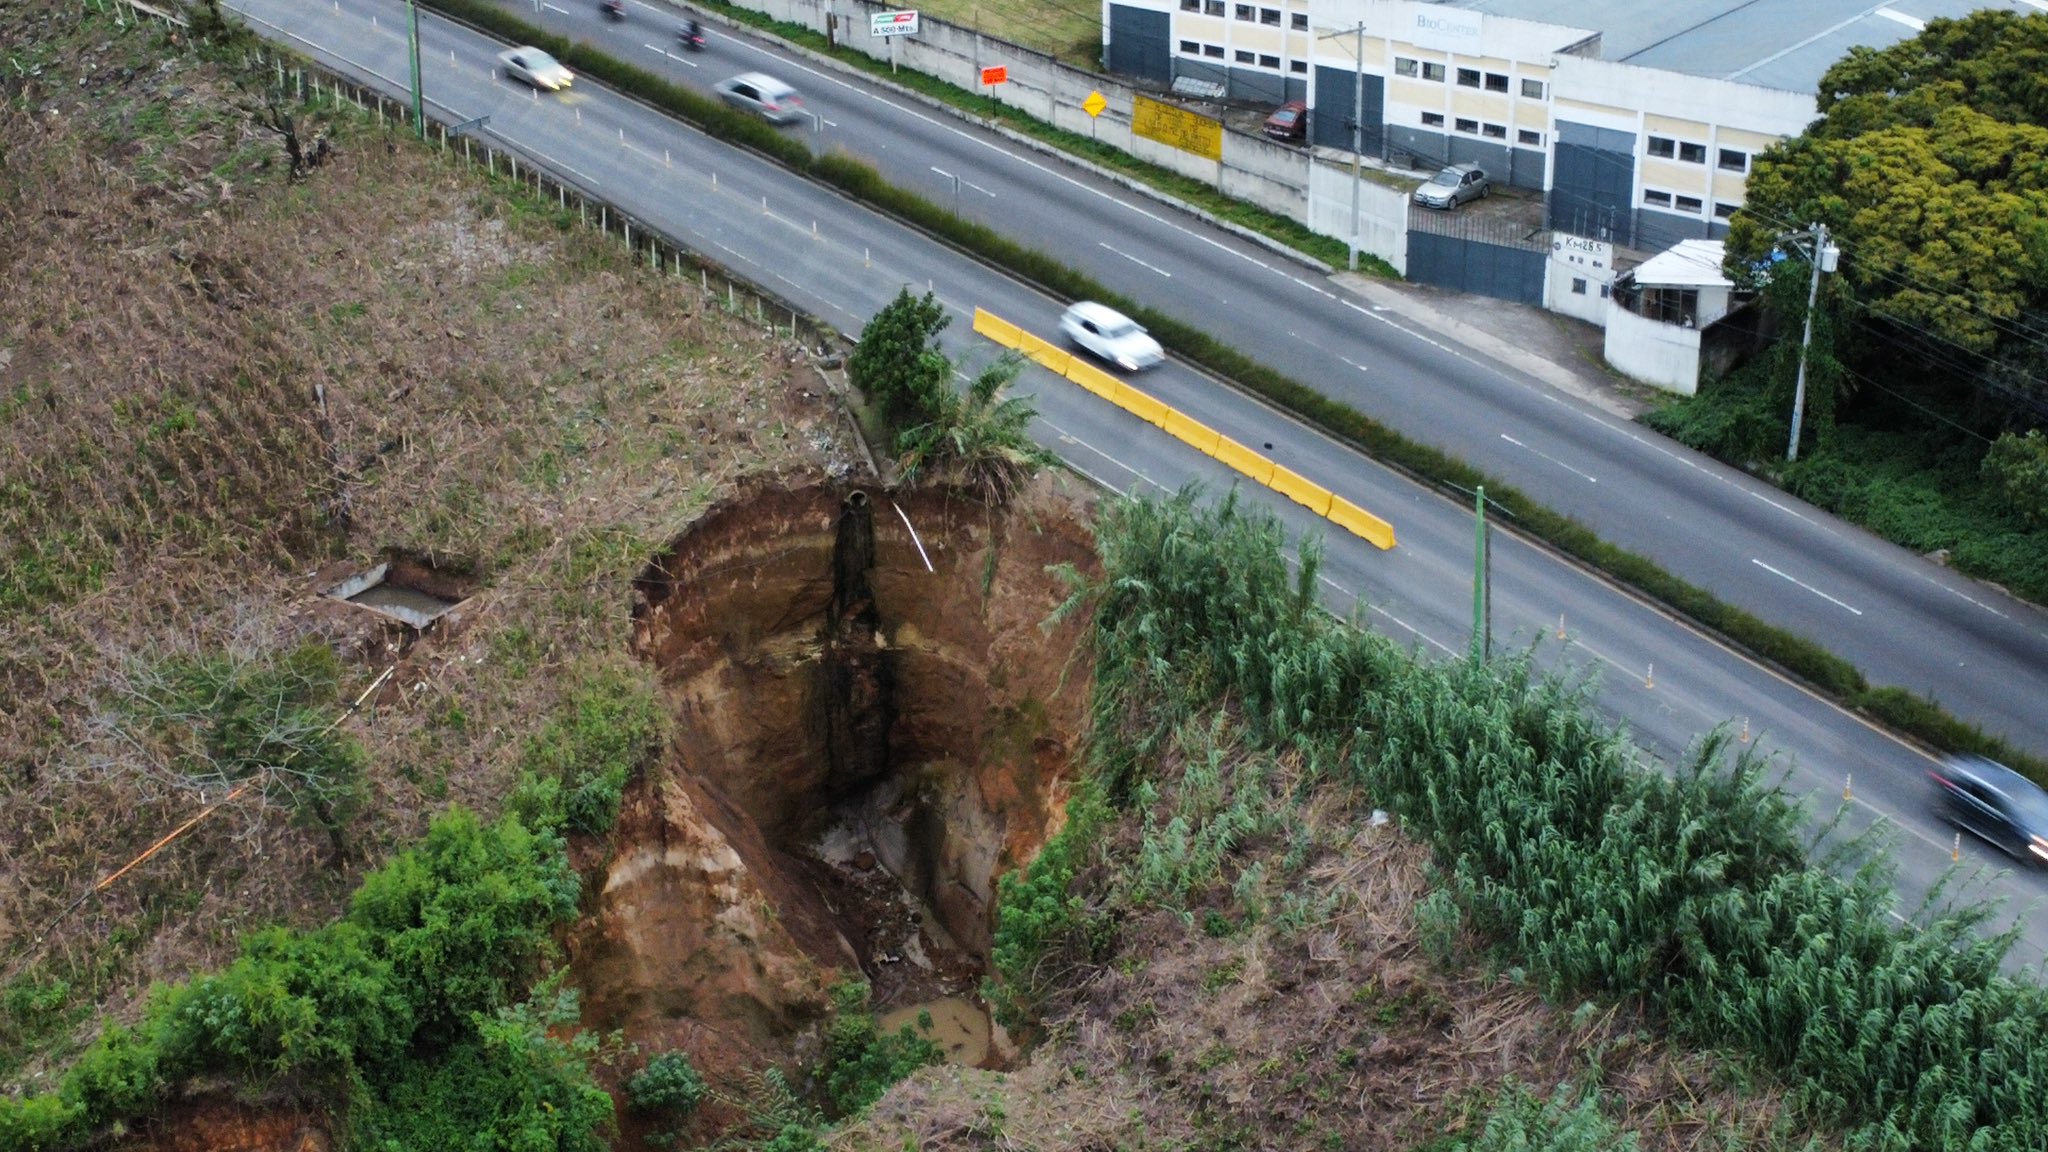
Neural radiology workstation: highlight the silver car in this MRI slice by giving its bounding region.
[1413,162,1489,209]
[498,47,573,92]
[1059,301,1164,373]
[712,72,805,125]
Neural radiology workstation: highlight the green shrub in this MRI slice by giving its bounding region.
[626,1051,707,1117]
[507,666,664,837]
[1984,429,2048,528]
[1449,1082,1636,1152]
[816,982,941,1118]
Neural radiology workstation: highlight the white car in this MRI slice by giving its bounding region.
[1059,302,1164,372]
[498,47,573,92]
[712,72,805,125]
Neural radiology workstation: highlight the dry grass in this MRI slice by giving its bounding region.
[0,0,856,1086]
[906,0,1107,69]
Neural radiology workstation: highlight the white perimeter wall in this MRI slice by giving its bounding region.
[1603,301,1702,394]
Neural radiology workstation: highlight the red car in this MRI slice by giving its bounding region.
[1262,100,1306,143]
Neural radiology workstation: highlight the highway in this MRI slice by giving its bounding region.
[224,0,2048,966]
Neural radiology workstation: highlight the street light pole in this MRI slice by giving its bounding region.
[1785,221,1836,463]
[407,0,425,140]
[1472,485,1490,663]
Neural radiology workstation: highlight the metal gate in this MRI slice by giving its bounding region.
[1106,4,1171,82]
[1406,212,1547,304]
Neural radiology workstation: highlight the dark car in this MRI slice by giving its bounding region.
[1262,100,1306,143]
[1930,755,2048,865]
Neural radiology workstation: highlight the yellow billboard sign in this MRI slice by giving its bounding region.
[1132,94,1222,162]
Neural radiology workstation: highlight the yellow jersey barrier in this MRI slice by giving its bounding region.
[973,308,1395,551]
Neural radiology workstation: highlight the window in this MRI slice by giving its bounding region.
[1521,78,1544,99]
[1394,57,1418,77]
[1291,12,1307,29]
[1259,53,1280,68]
[1679,142,1707,164]
[1517,128,1542,146]
[1290,59,1307,73]
[1422,62,1446,81]
[1421,111,1445,127]
[1204,0,1223,14]
[1719,148,1748,172]
[1647,136,1675,159]
[1456,67,1481,88]
[1643,189,1672,207]
[1180,39,1200,53]
[1260,7,1281,25]
[1235,48,1255,62]
[1571,278,1588,295]
[1676,194,1704,213]
[1482,122,1506,138]
[1180,0,1198,9]
[1600,284,1610,299]
[1203,43,1224,57]
[1455,117,1478,134]
[1714,201,1740,219]
[1234,3,1253,19]
[1485,72,1509,93]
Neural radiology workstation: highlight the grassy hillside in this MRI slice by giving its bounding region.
[0,0,847,1090]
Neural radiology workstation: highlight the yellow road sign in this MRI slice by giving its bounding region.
[1082,90,1107,118]
[1132,94,1221,161]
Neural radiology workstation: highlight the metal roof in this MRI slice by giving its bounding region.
[1629,240,1730,288]
[1429,0,2045,94]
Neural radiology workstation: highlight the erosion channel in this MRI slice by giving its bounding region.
[572,480,1095,1073]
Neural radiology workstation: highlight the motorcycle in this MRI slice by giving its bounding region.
[600,0,625,21]
[677,21,706,51]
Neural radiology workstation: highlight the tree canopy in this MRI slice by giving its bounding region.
[1730,11,2048,388]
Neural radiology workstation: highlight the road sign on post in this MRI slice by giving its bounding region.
[1082,90,1106,117]
[980,65,1008,86]
[870,9,919,36]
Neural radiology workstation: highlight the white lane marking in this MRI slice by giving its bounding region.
[1875,8,1927,31]
[929,166,996,198]
[1501,433,1596,483]
[1100,242,1173,278]
[541,2,571,13]
[1338,356,1369,373]
[1753,558,1864,616]
[1916,571,2011,620]
[644,43,699,68]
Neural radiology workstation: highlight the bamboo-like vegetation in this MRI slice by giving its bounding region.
[1013,485,2048,1150]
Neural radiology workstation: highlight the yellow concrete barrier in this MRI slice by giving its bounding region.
[1268,464,1334,518]
[1214,435,1274,486]
[1018,330,1073,377]
[1064,358,1121,401]
[1164,409,1221,457]
[973,308,1022,348]
[1328,496,1397,550]
[970,306,1396,552]
[1111,382,1172,428]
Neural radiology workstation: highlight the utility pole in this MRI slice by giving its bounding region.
[1316,23,1369,272]
[407,0,425,140]
[1785,221,1838,463]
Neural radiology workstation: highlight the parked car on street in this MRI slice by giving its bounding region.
[498,47,573,92]
[1413,162,1489,209]
[713,72,805,124]
[1262,100,1307,143]
[1930,754,2048,865]
[1059,302,1164,373]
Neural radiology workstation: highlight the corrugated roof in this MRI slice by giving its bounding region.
[1430,0,2043,93]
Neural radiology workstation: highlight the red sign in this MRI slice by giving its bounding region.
[980,65,1008,86]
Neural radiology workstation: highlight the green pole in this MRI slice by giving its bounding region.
[1472,485,1488,663]
[407,0,425,140]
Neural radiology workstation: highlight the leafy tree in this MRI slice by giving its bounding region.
[625,1050,707,1116]
[847,289,952,435]
[848,292,1052,495]
[1731,11,2048,396]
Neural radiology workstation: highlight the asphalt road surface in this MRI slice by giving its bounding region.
[223,0,2048,968]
